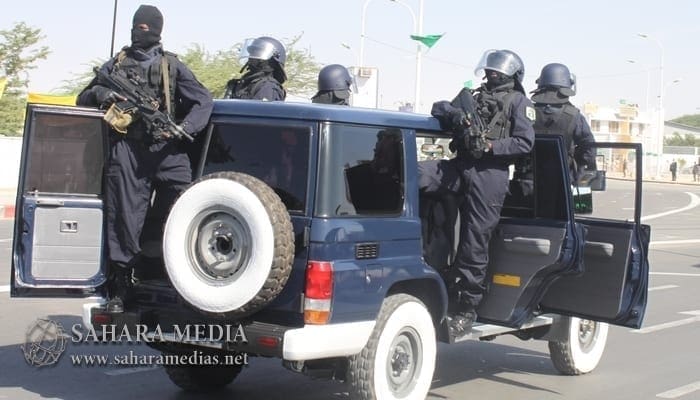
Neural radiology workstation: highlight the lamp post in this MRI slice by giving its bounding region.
[359,0,425,112]
[389,0,423,112]
[637,33,665,178]
[110,0,119,57]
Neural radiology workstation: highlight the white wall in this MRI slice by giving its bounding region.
[0,137,22,189]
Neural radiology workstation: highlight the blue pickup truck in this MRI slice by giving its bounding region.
[12,100,649,400]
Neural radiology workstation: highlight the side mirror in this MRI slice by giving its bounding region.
[577,170,606,191]
[420,143,444,159]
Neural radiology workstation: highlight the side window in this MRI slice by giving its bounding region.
[25,112,105,195]
[201,122,310,213]
[317,124,404,217]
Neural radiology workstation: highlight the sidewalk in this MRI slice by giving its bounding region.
[608,172,700,186]
[0,187,17,220]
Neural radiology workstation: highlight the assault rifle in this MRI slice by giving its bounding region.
[449,88,489,159]
[94,67,194,142]
[431,88,488,159]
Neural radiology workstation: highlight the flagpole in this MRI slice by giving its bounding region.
[110,0,118,57]
[414,0,424,113]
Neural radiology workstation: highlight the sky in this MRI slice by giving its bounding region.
[3,0,699,118]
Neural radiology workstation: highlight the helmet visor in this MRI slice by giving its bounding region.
[238,38,256,64]
[246,38,279,61]
[474,49,522,78]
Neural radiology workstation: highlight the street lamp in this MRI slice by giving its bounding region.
[110,0,119,57]
[389,0,424,113]
[341,43,360,67]
[637,33,665,178]
[359,0,425,112]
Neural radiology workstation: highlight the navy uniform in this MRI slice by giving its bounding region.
[311,64,353,105]
[77,5,213,311]
[224,36,286,101]
[512,63,596,199]
[424,49,535,335]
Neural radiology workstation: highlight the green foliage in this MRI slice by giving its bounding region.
[671,114,700,128]
[0,95,26,136]
[55,58,105,95]
[179,43,241,98]
[665,132,700,147]
[282,34,321,97]
[0,22,49,135]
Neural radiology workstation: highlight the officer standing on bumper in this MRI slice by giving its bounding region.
[224,36,287,101]
[77,4,213,312]
[311,64,353,105]
[427,49,535,336]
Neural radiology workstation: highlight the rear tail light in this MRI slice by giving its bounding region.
[304,261,333,324]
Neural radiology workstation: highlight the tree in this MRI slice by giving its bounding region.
[0,22,50,135]
[665,132,700,147]
[671,114,700,128]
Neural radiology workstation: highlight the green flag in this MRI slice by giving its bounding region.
[463,80,474,89]
[410,34,443,48]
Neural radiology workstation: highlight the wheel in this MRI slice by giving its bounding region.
[164,364,242,392]
[548,317,609,375]
[347,294,437,400]
[163,171,294,316]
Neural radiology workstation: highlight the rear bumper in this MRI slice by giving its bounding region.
[84,302,375,361]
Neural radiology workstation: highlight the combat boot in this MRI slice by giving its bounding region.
[106,264,133,313]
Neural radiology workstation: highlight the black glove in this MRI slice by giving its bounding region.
[92,85,124,107]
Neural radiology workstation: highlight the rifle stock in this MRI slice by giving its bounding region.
[94,67,194,142]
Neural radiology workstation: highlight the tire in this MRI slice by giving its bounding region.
[548,317,609,375]
[163,171,294,316]
[347,294,437,400]
[164,364,242,392]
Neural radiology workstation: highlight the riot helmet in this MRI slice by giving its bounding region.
[317,64,353,91]
[535,63,576,96]
[474,49,525,82]
[244,36,287,67]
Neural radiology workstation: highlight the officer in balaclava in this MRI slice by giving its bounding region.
[424,49,535,337]
[311,64,353,105]
[224,36,287,101]
[77,4,213,313]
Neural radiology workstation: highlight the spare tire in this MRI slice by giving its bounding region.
[163,171,294,316]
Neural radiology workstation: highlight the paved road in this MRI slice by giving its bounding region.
[1,180,699,400]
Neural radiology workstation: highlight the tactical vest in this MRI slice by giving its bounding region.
[533,103,579,158]
[113,47,178,118]
[226,75,284,100]
[474,89,519,140]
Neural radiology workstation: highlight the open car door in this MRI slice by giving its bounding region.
[540,142,650,329]
[11,104,108,297]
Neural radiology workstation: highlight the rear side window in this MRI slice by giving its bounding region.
[317,124,404,217]
[25,112,105,195]
[202,122,311,212]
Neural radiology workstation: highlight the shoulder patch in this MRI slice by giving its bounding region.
[525,106,536,122]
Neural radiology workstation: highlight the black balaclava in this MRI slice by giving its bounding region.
[485,69,514,90]
[131,5,163,50]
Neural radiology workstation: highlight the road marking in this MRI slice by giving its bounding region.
[104,365,160,376]
[632,310,700,334]
[650,272,700,277]
[650,239,700,247]
[641,192,700,222]
[648,285,679,292]
[0,285,9,293]
[657,381,700,398]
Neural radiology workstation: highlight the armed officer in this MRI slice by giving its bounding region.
[224,36,287,101]
[425,49,535,336]
[311,64,353,105]
[77,4,213,312]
